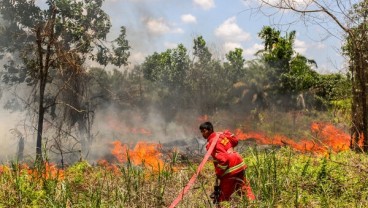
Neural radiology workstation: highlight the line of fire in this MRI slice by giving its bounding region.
[2,114,361,181]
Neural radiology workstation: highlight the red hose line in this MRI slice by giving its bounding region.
[168,134,219,208]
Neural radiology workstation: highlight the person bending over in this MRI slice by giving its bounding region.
[199,121,255,203]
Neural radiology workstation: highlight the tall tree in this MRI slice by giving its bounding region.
[344,0,368,151]
[0,0,130,162]
[257,26,295,91]
[257,26,318,110]
[224,48,246,84]
[188,36,227,114]
[141,44,190,128]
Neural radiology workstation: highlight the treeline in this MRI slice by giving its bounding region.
[86,28,350,119]
[0,0,350,163]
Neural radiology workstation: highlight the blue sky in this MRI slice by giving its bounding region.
[47,0,346,73]
[31,0,347,73]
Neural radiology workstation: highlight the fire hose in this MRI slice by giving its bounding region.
[168,134,219,208]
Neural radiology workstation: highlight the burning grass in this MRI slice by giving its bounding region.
[111,141,164,171]
[235,122,360,155]
[0,121,367,207]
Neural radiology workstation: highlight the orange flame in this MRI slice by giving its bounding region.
[0,165,10,175]
[111,141,128,162]
[111,141,164,171]
[235,122,355,154]
[43,162,64,180]
[19,162,64,180]
[97,159,121,175]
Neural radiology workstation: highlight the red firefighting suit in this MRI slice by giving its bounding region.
[206,130,256,202]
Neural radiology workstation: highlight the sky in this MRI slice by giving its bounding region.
[101,0,348,74]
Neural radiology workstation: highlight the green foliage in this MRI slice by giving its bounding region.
[188,36,233,113]
[0,0,131,161]
[313,73,351,111]
[66,160,91,185]
[315,73,351,101]
[256,26,346,112]
[142,44,189,90]
[258,26,280,51]
[86,67,142,109]
[258,26,295,70]
[0,148,367,207]
[224,48,246,83]
[137,32,349,116]
[106,27,130,67]
[141,44,191,123]
[193,36,212,64]
[285,54,319,93]
[0,0,130,84]
[244,147,368,207]
[226,48,245,70]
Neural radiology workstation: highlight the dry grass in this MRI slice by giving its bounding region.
[0,146,367,207]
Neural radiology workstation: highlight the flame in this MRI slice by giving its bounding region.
[310,122,350,152]
[97,159,121,175]
[235,122,356,154]
[43,162,64,180]
[351,132,365,148]
[111,141,128,162]
[0,165,10,175]
[15,162,64,180]
[111,141,164,171]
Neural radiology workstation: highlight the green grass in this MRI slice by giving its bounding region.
[0,147,367,207]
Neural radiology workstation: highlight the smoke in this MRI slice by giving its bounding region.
[0,3,201,164]
[87,104,200,162]
[0,20,34,162]
[0,103,31,162]
[0,90,198,164]
[103,0,186,65]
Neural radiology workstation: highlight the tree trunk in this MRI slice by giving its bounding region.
[35,25,45,162]
[35,5,56,162]
[17,136,24,161]
[350,32,368,152]
[36,73,47,162]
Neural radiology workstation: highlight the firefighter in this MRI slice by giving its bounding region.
[199,121,255,204]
